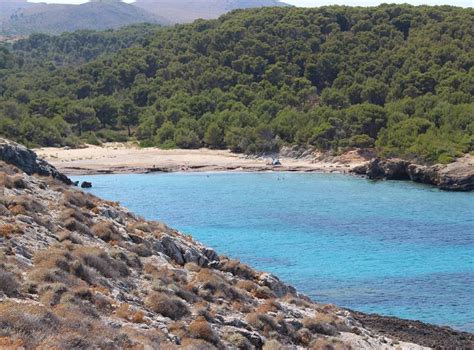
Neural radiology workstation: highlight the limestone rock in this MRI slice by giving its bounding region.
[0,138,71,185]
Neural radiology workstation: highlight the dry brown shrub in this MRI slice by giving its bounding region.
[74,246,129,278]
[224,332,252,350]
[180,338,216,349]
[309,338,351,350]
[188,317,218,344]
[64,218,92,236]
[59,207,90,225]
[263,339,283,350]
[302,314,339,336]
[0,336,25,349]
[256,299,281,314]
[6,195,45,214]
[116,303,145,323]
[0,268,20,296]
[219,259,256,279]
[0,301,59,347]
[57,230,83,244]
[8,204,26,216]
[91,221,121,242]
[246,312,278,334]
[295,328,313,346]
[63,190,95,209]
[235,279,258,292]
[253,286,276,300]
[146,292,189,320]
[0,224,23,237]
[184,262,201,272]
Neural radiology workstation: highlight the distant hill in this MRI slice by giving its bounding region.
[134,0,291,23]
[0,0,34,20]
[0,0,168,36]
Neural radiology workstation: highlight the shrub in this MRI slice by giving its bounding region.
[79,250,129,278]
[0,302,59,347]
[246,312,278,334]
[219,259,256,279]
[302,315,338,336]
[224,332,252,350]
[0,224,23,238]
[116,303,145,323]
[309,338,350,350]
[146,292,189,320]
[91,221,121,242]
[0,174,26,189]
[63,190,95,209]
[188,317,218,344]
[235,280,258,292]
[0,268,20,296]
[64,218,92,236]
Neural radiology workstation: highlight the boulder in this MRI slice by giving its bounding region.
[81,181,93,188]
[365,158,410,180]
[0,138,71,185]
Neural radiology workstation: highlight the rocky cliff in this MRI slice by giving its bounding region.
[351,155,474,191]
[0,140,472,349]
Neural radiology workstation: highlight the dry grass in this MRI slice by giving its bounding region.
[146,292,189,320]
[188,317,218,344]
[219,259,256,279]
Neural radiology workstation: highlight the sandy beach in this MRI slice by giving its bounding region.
[34,143,370,176]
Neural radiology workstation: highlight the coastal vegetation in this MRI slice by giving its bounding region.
[0,5,472,164]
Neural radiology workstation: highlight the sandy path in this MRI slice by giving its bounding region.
[34,143,366,175]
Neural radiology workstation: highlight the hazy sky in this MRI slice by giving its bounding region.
[28,0,474,7]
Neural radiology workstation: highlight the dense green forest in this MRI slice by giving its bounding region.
[0,5,473,163]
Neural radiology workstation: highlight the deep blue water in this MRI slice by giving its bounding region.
[74,172,474,332]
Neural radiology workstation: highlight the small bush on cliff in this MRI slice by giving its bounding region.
[219,259,256,279]
[188,317,218,344]
[91,221,121,242]
[146,291,189,320]
[0,268,20,297]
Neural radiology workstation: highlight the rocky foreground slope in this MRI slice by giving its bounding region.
[0,140,473,349]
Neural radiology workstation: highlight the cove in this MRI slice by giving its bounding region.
[74,172,474,332]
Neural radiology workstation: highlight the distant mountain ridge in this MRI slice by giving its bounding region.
[0,0,168,36]
[134,0,291,23]
[0,0,290,35]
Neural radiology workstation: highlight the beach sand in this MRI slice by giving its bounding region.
[34,143,370,176]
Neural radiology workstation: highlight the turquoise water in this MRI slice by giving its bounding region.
[75,172,474,332]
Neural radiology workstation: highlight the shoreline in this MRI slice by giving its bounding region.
[34,143,368,176]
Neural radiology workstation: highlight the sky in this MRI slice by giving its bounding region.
[28,0,474,7]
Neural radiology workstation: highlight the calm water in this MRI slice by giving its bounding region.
[74,172,474,332]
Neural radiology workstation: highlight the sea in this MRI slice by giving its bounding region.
[74,172,474,332]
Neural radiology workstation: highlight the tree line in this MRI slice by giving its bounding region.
[0,5,472,164]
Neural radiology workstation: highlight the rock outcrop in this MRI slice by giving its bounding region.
[352,155,474,191]
[0,138,72,185]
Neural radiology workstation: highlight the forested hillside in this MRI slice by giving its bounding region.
[0,5,473,164]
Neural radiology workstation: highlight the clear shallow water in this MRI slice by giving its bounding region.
[74,172,474,332]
